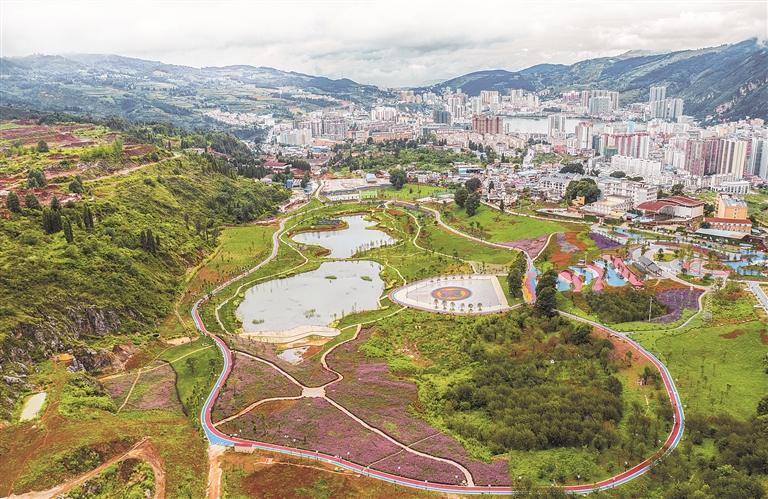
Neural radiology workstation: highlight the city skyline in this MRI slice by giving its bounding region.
[2,1,766,87]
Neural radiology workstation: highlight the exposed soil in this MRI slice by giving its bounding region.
[761,330,768,345]
[720,329,748,339]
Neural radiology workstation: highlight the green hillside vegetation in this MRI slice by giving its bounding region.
[0,119,289,422]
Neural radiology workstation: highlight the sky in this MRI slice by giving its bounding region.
[2,1,766,87]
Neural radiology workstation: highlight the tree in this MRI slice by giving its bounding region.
[300,172,310,189]
[390,168,407,190]
[571,322,593,345]
[465,178,481,192]
[50,195,61,212]
[111,136,124,160]
[499,199,505,212]
[699,221,711,229]
[5,191,21,213]
[83,204,94,229]
[465,192,481,216]
[454,186,469,207]
[671,183,685,196]
[564,178,600,204]
[27,168,47,189]
[42,207,62,234]
[535,287,557,317]
[507,267,523,298]
[609,171,626,178]
[536,269,559,296]
[25,192,42,210]
[37,140,49,153]
[69,175,84,194]
[63,218,74,244]
[758,394,768,416]
[559,163,584,175]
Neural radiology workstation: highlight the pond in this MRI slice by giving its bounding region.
[20,392,46,422]
[236,260,385,333]
[292,216,397,258]
[278,346,310,364]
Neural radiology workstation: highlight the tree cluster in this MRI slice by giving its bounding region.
[584,288,669,323]
[564,178,600,204]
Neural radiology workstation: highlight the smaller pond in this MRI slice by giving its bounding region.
[20,392,46,421]
[278,346,310,364]
[594,260,627,287]
[237,260,385,333]
[614,228,644,239]
[292,216,398,258]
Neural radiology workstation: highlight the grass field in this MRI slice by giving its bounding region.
[638,319,767,418]
[437,203,570,243]
[379,185,449,201]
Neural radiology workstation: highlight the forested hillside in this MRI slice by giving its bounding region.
[0,116,289,420]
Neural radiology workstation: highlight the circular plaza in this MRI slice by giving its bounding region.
[389,274,510,314]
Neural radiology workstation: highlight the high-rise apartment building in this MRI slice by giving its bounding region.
[472,115,503,135]
[717,139,748,178]
[649,86,666,102]
[575,122,593,150]
[548,114,567,138]
[748,137,768,180]
[433,110,452,125]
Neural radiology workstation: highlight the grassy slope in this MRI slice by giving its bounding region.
[438,203,569,243]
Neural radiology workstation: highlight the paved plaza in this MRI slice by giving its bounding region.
[390,274,509,314]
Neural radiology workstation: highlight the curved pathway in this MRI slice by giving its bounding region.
[190,203,685,494]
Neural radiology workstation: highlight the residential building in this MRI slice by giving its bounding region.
[748,137,768,180]
[472,115,503,135]
[548,114,567,138]
[610,156,662,177]
[714,193,749,220]
[597,178,657,208]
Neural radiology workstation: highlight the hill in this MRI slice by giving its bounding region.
[0,117,289,421]
[429,38,768,122]
[0,54,382,135]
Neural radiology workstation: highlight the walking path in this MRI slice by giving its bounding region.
[189,203,685,494]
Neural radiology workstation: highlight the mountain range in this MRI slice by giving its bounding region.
[1,38,766,125]
[428,38,768,122]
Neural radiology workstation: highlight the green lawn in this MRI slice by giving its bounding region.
[438,203,569,243]
[638,319,767,418]
[379,185,449,201]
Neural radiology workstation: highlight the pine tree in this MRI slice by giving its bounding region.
[83,204,94,229]
[42,207,62,234]
[25,192,42,210]
[499,199,505,212]
[6,191,21,213]
[37,140,49,153]
[63,218,74,243]
[50,195,62,212]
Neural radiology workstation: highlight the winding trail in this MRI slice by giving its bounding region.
[189,203,685,494]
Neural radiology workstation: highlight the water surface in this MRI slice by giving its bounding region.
[236,260,384,332]
[292,216,397,258]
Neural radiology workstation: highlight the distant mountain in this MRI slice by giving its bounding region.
[0,54,380,132]
[429,38,768,122]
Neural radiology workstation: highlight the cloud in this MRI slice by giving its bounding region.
[1,1,766,86]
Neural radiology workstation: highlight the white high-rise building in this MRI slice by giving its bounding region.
[748,137,768,180]
[548,114,567,138]
[576,122,593,150]
[649,86,666,102]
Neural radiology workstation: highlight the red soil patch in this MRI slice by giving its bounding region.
[124,143,157,156]
[550,250,572,270]
[301,346,322,359]
[761,330,768,345]
[720,329,748,339]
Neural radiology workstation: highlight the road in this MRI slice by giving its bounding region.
[189,205,685,495]
[747,281,768,310]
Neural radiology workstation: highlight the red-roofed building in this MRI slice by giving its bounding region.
[703,217,752,234]
[636,196,704,219]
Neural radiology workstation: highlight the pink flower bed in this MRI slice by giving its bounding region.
[371,451,464,485]
[326,331,437,444]
[123,361,183,413]
[411,433,511,485]
[219,397,401,466]
[228,335,337,387]
[212,354,302,421]
[500,234,549,256]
